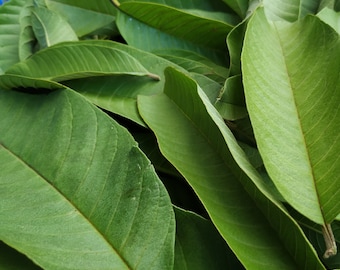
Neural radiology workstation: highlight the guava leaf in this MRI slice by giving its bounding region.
[31,6,78,49]
[138,67,325,269]
[5,41,157,81]
[263,0,320,21]
[0,88,175,269]
[0,0,26,72]
[242,8,340,224]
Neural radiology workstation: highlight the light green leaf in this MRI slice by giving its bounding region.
[45,0,116,37]
[5,41,157,81]
[242,8,340,224]
[31,7,78,49]
[138,67,325,269]
[0,88,175,269]
[0,0,26,72]
[317,7,340,34]
[174,207,243,270]
[115,1,236,65]
[263,0,320,21]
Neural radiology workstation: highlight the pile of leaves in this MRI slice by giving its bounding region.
[1,0,340,269]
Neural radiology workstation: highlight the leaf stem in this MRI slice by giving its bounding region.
[110,0,120,7]
[147,73,161,81]
[322,223,337,259]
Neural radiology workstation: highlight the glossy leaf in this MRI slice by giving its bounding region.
[138,67,325,269]
[242,8,340,224]
[5,41,157,81]
[0,88,175,269]
[31,6,78,49]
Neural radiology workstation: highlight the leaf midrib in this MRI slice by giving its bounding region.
[0,142,132,269]
[273,23,325,224]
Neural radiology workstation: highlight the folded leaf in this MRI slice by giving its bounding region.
[263,0,319,21]
[115,1,235,65]
[5,41,158,81]
[31,6,78,49]
[138,67,325,269]
[242,8,340,224]
[0,89,175,269]
[45,1,116,37]
[317,7,340,34]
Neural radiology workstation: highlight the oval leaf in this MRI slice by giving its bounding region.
[242,8,340,224]
[5,41,157,81]
[0,88,175,269]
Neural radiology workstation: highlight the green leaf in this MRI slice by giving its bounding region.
[138,67,325,269]
[214,75,248,121]
[47,0,117,16]
[5,41,157,81]
[0,0,26,72]
[31,6,78,49]
[155,49,228,84]
[0,88,175,269]
[222,0,249,18]
[263,0,320,21]
[0,74,64,90]
[226,19,247,76]
[45,0,117,37]
[174,207,243,270]
[18,1,36,61]
[62,40,219,126]
[115,1,236,65]
[317,7,340,34]
[242,8,340,224]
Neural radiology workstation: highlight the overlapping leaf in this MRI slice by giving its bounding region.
[317,7,340,34]
[45,0,117,37]
[31,6,78,49]
[0,0,27,72]
[174,207,242,269]
[0,88,175,269]
[138,67,324,269]
[114,1,237,65]
[263,0,320,21]
[242,8,340,224]
[5,41,157,81]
